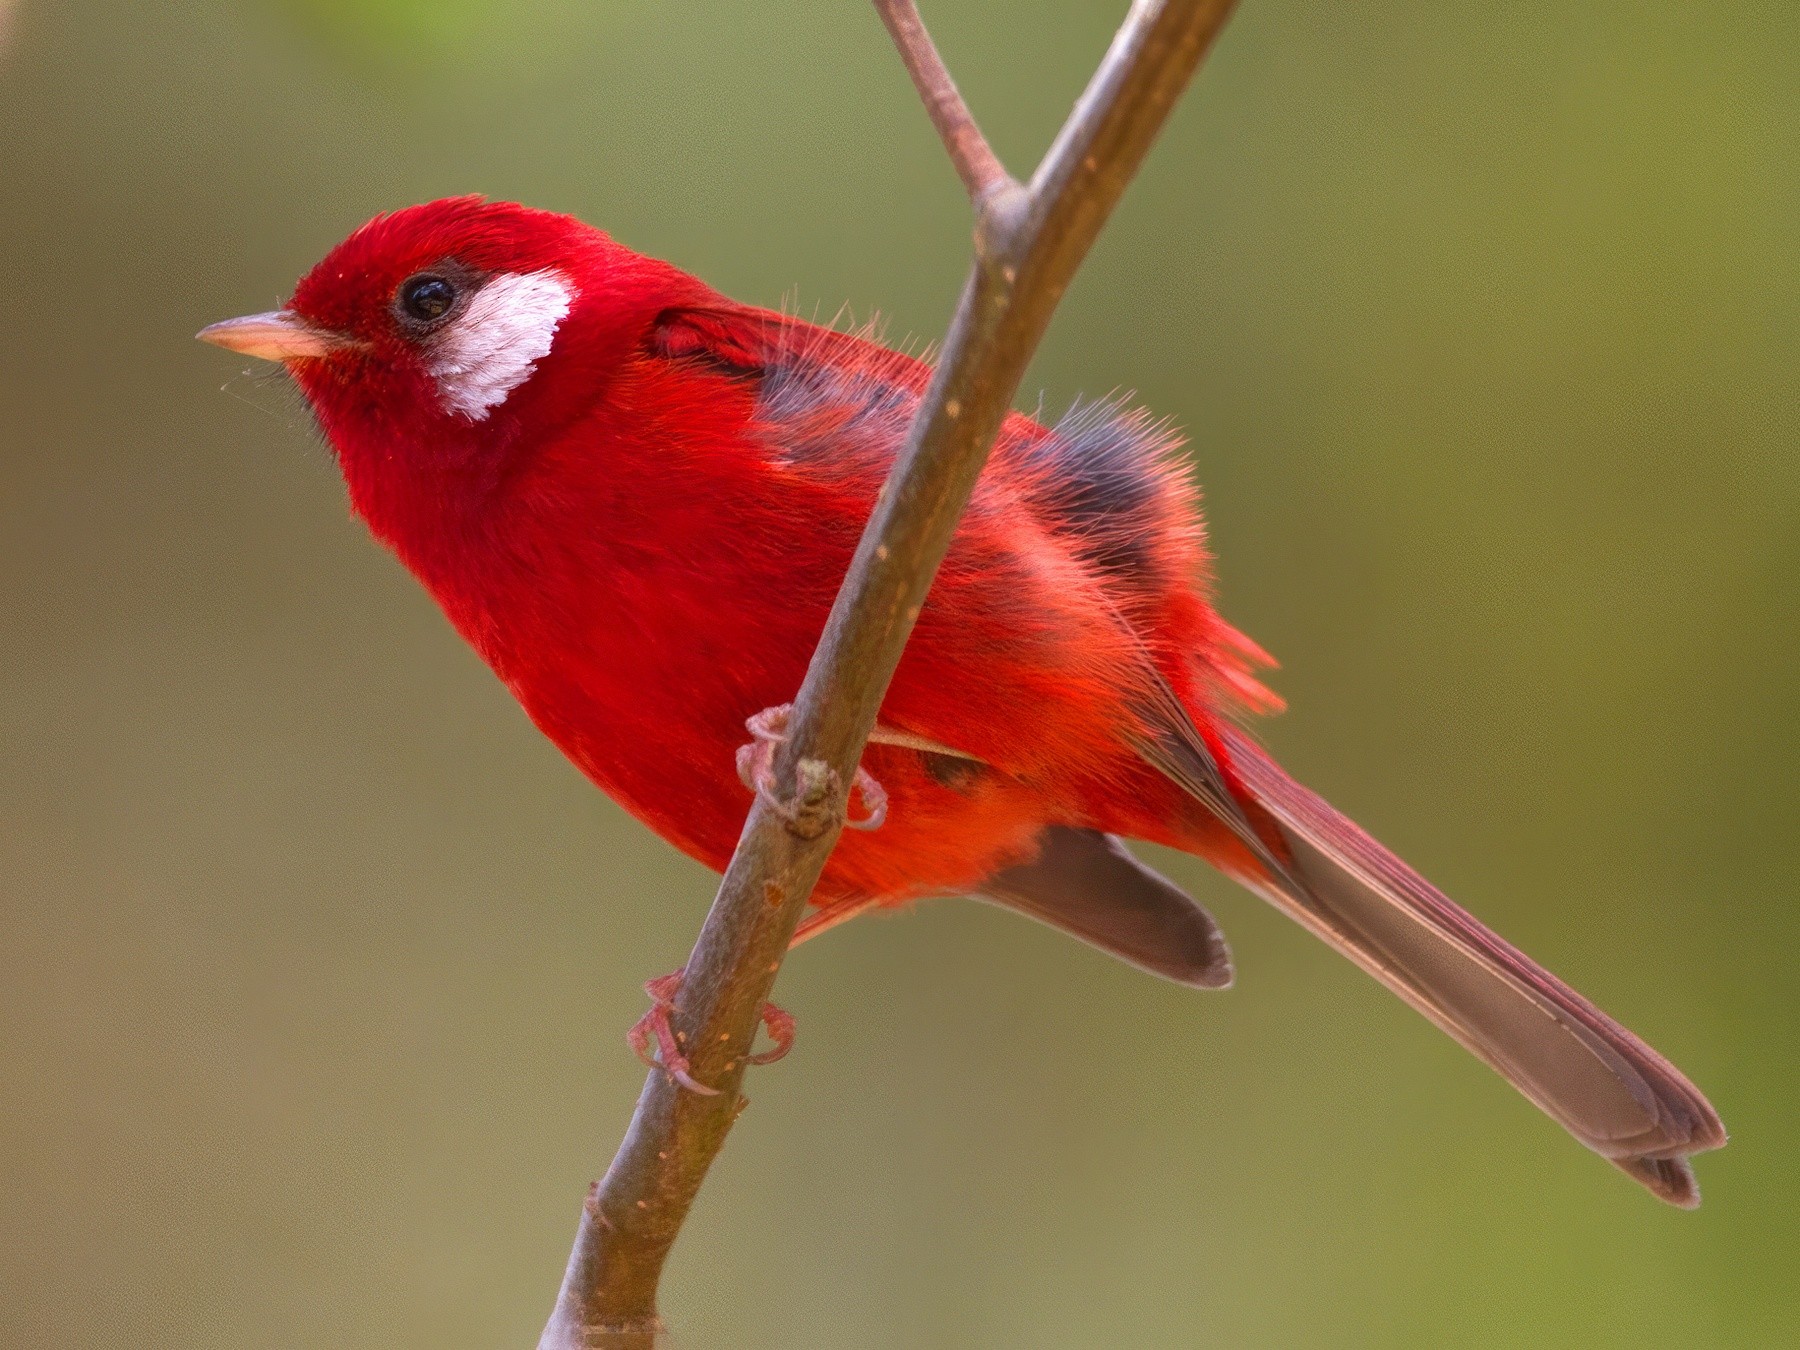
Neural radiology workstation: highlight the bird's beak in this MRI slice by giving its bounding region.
[196,310,357,362]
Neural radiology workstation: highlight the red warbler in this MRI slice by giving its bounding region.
[200,196,1723,1205]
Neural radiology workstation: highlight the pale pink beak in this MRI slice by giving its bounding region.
[196,310,358,362]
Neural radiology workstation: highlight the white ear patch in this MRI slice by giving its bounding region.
[427,270,575,420]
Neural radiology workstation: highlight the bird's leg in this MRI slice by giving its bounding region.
[632,706,884,1095]
[627,969,796,1096]
[627,972,716,1096]
[736,703,889,831]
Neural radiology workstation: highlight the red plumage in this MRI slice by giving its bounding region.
[289,197,1269,900]
[203,196,1723,1205]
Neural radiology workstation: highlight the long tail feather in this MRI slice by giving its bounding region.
[1212,727,1725,1206]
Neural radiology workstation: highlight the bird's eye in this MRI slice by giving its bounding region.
[399,275,457,323]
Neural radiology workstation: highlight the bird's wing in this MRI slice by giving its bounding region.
[652,300,1212,777]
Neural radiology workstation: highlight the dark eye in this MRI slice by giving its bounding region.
[399,274,456,323]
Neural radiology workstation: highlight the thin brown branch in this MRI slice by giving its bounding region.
[537,3,1239,1345]
[872,0,1013,201]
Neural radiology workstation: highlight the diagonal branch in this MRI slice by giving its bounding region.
[538,3,1239,1345]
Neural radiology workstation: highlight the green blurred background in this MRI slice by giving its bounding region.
[2,2,1795,1345]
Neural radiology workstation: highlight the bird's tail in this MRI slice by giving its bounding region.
[1210,726,1726,1206]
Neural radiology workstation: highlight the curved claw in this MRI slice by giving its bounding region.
[744,703,794,746]
[737,702,889,833]
[627,972,720,1096]
[748,1001,797,1065]
[846,767,888,830]
[627,970,797,1089]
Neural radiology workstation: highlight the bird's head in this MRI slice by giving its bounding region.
[199,197,708,537]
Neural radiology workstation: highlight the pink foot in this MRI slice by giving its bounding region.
[736,703,888,831]
[627,969,797,1094]
[748,1001,796,1066]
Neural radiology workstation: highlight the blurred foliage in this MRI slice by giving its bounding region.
[0,1,1795,1347]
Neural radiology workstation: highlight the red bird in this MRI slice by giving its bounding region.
[201,196,1723,1205]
